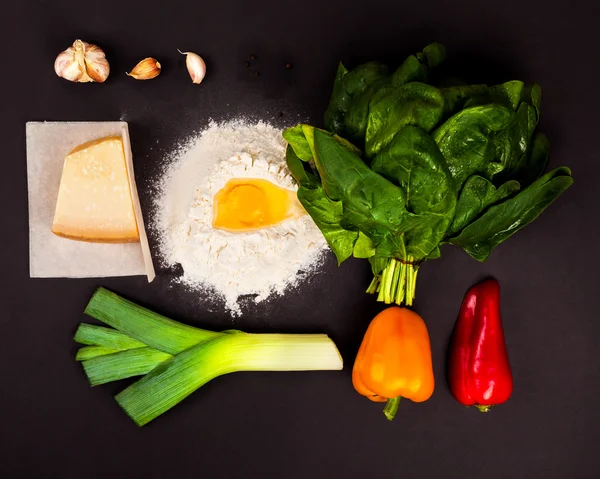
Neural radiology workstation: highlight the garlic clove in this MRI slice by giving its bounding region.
[178,49,206,84]
[54,39,110,83]
[54,47,84,82]
[127,58,161,80]
[82,42,110,83]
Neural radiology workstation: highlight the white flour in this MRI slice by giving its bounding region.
[155,120,327,315]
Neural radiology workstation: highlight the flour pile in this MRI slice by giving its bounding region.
[155,120,328,315]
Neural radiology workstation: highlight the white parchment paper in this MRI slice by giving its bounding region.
[26,121,155,280]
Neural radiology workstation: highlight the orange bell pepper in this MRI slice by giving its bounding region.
[352,307,435,420]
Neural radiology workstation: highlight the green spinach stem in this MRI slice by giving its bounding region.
[368,257,419,306]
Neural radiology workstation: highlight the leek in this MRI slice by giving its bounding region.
[74,323,146,350]
[82,348,172,386]
[116,332,343,426]
[85,288,220,354]
[76,346,121,361]
[75,288,343,426]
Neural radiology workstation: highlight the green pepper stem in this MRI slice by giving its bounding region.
[475,405,492,413]
[383,396,401,421]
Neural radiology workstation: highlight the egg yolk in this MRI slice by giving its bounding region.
[213,178,305,231]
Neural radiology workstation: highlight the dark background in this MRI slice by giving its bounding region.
[2,0,599,477]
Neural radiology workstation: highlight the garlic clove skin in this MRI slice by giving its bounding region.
[178,49,206,84]
[54,48,84,82]
[83,42,110,83]
[127,58,161,80]
[54,39,110,83]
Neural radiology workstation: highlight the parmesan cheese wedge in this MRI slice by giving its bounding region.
[52,136,140,243]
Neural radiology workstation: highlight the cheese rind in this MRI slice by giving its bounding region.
[52,136,140,243]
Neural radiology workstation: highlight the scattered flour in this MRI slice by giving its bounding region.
[155,120,328,315]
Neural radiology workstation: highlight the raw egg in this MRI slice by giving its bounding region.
[213,178,305,232]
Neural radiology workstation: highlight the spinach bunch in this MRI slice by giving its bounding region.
[284,44,573,305]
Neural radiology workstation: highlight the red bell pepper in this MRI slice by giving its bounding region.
[448,278,513,412]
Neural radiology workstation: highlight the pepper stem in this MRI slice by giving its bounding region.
[475,405,492,413]
[383,396,401,421]
[368,258,419,306]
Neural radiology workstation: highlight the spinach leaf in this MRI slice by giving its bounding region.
[324,62,388,135]
[449,175,520,235]
[371,125,455,215]
[416,42,447,69]
[332,133,363,156]
[369,256,389,275]
[312,128,411,259]
[442,82,542,185]
[283,124,314,161]
[322,62,349,134]
[331,43,446,147]
[426,246,441,259]
[365,82,445,158]
[285,142,318,187]
[518,132,550,186]
[353,232,376,259]
[433,104,516,186]
[449,167,573,261]
[286,124,362,172]
[441,81,538,120]
[371,125,457,257]
[520,83,542,114]
[285,145,358,263]
[489,80,525,110]
[297,186,358,264]
[391,49,437,87]
[342,76,390,146]
[442,84,490,117]
[493,106,545,186]
[342,52,432,147]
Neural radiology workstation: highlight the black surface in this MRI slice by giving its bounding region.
[2,1,599,477]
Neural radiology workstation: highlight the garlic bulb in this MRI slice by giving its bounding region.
[54,40,110,83]
[178,49,206,84]
[127,58,161,80]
